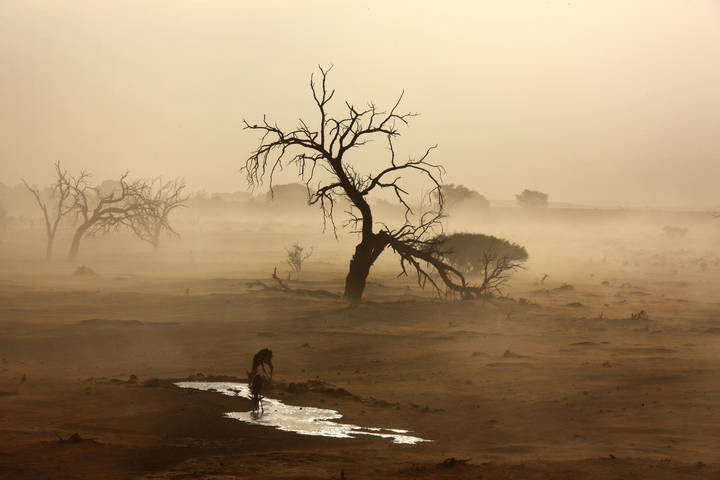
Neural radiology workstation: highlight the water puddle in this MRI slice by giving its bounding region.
[175,381,429,445]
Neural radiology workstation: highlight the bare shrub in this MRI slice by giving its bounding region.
[286,243,314,277]
[472,253,524,296]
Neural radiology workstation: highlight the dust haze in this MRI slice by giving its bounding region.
[1,2,720,479]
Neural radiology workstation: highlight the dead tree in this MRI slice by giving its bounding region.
[66,171,153,260]
[124,178,188,250]
[22,162,75,259]
[244,66,476,302]
[246,267,340,299]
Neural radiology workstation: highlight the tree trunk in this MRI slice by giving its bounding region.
[337,167,387,303]
[44,219,54,259]
[344,243,373,303]
[343,234,388,303]
[152,225,161,252]
[46,235,54,260]
[68,225,88,260]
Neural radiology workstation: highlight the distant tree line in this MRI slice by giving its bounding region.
[16,162,188,260]
[516,189,549,208]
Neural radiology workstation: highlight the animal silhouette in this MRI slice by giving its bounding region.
[250,348,274,380]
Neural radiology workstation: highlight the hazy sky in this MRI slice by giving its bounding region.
[1,1,719,207]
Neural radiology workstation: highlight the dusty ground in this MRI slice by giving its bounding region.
[1,216,720,479]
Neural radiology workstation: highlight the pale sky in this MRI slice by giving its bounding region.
[1,0,719,207]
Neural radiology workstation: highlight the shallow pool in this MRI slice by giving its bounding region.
[175,381,429,445]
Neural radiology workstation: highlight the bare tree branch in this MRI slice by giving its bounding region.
[122,178,189,249]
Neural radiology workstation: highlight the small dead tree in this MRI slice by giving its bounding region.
[286,243,313,277]
[66,171,153,260]
[22,162,75,259]
[243,66,476,302]
[124,178,188,250]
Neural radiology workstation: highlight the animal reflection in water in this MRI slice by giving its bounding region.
[247,348,273,417]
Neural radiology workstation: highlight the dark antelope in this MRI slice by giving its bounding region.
[247,348,273,416]
[250,348,274,380]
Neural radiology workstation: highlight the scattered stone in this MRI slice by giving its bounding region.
[55,433,101,445]
[486,362,530,367]
[438,458,471,468]
[76,319,179,327]
[502,350,527,358]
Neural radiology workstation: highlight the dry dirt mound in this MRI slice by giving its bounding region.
[72,265,97,276]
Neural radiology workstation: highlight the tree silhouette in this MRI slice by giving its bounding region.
[243,66,479,302]
[22,162,75,259]
[124,178,188,250]
[66,171,156,260]
[433,233,527,296]
[437,184,490,209]
[516,189,549,208]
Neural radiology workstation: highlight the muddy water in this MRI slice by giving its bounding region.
[175,381,429,445]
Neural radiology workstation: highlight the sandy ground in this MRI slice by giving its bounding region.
[1,217,720,479]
